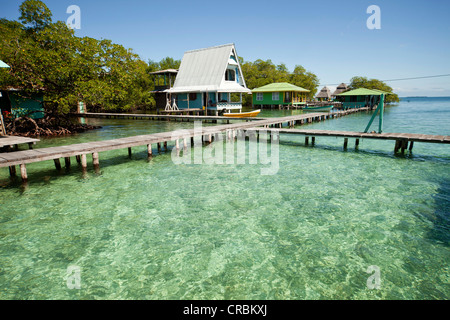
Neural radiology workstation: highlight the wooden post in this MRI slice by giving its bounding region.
[76,155,81,164]
[128,147,132,157]
[147,144,153,159]
[394,140,401,153]
[9,166,16,177]
[401,140,408,154]
[305,137,309,146]
[355,139,360,148]
[157,143,162,153]
[164,141,168,150]
[175,139,180,150]
[20,164,27,182]
[54,158,62,170]
[81,154,87,169]
[409,141,414,152]
[64,157,71,168]
[343,138,348,149]
[312,137,315,145]
[92,152,100,174]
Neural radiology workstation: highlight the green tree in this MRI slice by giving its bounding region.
[349,76,399,103]
[19,0,52,30]
[240,58,319,105]
[0,0,153,116]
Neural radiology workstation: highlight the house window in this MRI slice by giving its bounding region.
[256,93,263,101]
[225,69,236,81]
[272,92,279,101]
[189,93,197,101]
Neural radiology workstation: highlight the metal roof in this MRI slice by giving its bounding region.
[338,88,389,96]
[0,60,10,68]
[252,82,310,93]
[168,44,250,94]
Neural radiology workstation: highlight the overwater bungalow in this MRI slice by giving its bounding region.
[252,82,310,109]
[331,83,349,99]
[336,88,389,109]
[166,44,251,115]
[316,86,332,101]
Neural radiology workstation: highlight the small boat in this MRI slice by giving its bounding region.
[303,105,333,111]
[223,109,261,118]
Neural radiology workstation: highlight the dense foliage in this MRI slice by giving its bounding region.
[0,0,153,115]
[349,76,400,103]
[240,58,319,105]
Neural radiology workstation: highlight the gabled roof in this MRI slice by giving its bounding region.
[338,88,390,96]
[316,86,331,98]
[168,44,250,93]
[252,82,310,93]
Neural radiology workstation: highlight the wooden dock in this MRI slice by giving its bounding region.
[71,107,367,123]
[245,128,450,153]
[0,136,40,150]
[1,107,399,183]
[71,112,264,123]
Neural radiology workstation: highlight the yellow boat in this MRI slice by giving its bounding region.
[223,109,261,118]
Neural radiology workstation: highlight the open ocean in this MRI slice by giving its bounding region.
[0,97,448,299]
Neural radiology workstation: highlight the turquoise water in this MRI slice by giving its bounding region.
[0,98,449,299]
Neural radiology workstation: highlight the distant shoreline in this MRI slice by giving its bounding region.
[400,96,450,99]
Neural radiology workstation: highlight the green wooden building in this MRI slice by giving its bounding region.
[0,89,45,119]
[336,88,389,109]
[252,82,310,108]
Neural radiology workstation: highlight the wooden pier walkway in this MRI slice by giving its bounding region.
[1,107,404,183]
[71,107,367,123]
[0,136,40,150]
[246,128,450,153]
[0,111,358,182]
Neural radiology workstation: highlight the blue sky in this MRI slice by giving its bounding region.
[2,0,450,96]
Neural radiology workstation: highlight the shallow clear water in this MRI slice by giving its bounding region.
[0,97,449,299]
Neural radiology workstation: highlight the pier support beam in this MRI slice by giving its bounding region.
[76,155,81,164]
[409,141,414,152]
[20,164,27,182]
[81,154,87,169]
[9,165,16,177]
[92,153,100,174]
[147,144,153,159]
[394,140,401,153]
[305,137,309,146]
[54,158,62,170]
[128,147,132,158]
[355,139,360,149]
[343,138,349,150]
[65,157,71,168]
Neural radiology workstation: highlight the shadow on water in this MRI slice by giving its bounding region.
[427,179,450,246]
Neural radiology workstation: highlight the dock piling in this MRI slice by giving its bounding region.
[20,164,27,182]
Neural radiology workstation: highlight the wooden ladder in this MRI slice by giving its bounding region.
[0,111,6,136]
